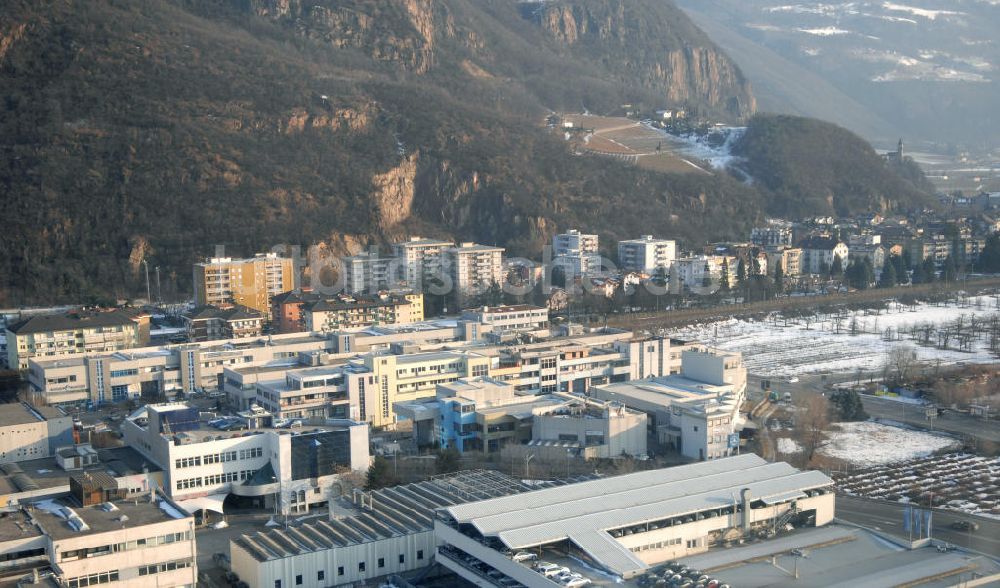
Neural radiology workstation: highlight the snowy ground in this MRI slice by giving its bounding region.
[819,421,961,467]
[776,437,803,455]
[673,296,1000,377]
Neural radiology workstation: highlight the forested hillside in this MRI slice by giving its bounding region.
[0,0,930,305]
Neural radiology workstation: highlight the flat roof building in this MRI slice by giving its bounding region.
[17,491,198,588]
[0,404,74,465]
[617,236,677,274]
[230,470,577,588]
[436,455,834,584]
[122,403,369,515]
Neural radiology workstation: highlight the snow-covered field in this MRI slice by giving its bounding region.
[819,421,961,467]
[673,296,1000,377]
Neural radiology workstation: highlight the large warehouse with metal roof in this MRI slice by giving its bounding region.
[228,470,589,588]
[435,454,835,586]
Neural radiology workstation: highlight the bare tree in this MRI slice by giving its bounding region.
[795,395,831,464]
[884,345,918,387]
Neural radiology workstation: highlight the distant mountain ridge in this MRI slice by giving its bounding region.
[677,0,1000,152]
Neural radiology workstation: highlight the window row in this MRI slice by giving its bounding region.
[138,559,193,576]
[61,532,192,561]
[175,447,263,470]
[630,537,682,553]
[67,571,119,588]
[274,551,424,588]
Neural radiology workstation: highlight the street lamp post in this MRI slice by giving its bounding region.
[525,454,535,479]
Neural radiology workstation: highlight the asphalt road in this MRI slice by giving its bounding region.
[747,372,1000,445]
[836,495,1000,557]
[860,395,1000,443]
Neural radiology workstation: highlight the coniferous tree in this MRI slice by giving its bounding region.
[921,257,937,283]
[720,258,730,291]
[942,255,957,283]
[701,261,712,288]
[774,261,785,291]
[831,254,844,277]
[976,232,1000,272]
[880,257,897,288]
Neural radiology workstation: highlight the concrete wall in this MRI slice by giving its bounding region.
[232,530,436,588]
[51,514,197,587]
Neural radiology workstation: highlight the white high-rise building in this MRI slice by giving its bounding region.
[618,235,677,273]
[444,243,505,306]
[553,229,598,256]
[342,252,397,294]
[391,237,452,289]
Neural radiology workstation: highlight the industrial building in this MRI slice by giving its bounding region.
[590,349,746,461]
[436,454,834,585]
[0,490,197,587]
[122,403,369,514]
[395,379,647,458]
[229,470,576,588]
[0,403,74,465]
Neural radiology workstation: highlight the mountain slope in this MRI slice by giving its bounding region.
[675,0,1000,152]
[0,0,930,305]
[0,0,760,304]
[734,115,935,217]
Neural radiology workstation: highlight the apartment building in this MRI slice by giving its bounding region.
[6,311,148,371]
[485,332,686,395]
[553,251,603,280]
[553,229,599,256]
[0,403,74,464]
[270,290,316,334]
[193,253,295,319]
[458,305,549,333]
[445,243,505,307]
[751,226,794,248]
[182,306,263,342]
[908,234,952,266]
[1,491,199,588]
[765,247,802,278]
[618,236,677,273]
[122,403,369,514]
[670,256,737,294]
[342,252,398,294]
[849,244,886,273]
[798,237,849,275]
[305,293,423,333]
[391,237,451,288]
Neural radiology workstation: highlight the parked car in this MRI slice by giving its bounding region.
[512,551,537,563]
[540,565,570,578]
[951,520,980,532]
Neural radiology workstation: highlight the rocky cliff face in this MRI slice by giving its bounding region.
[530,0,755,119]
[236,0,754,119]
